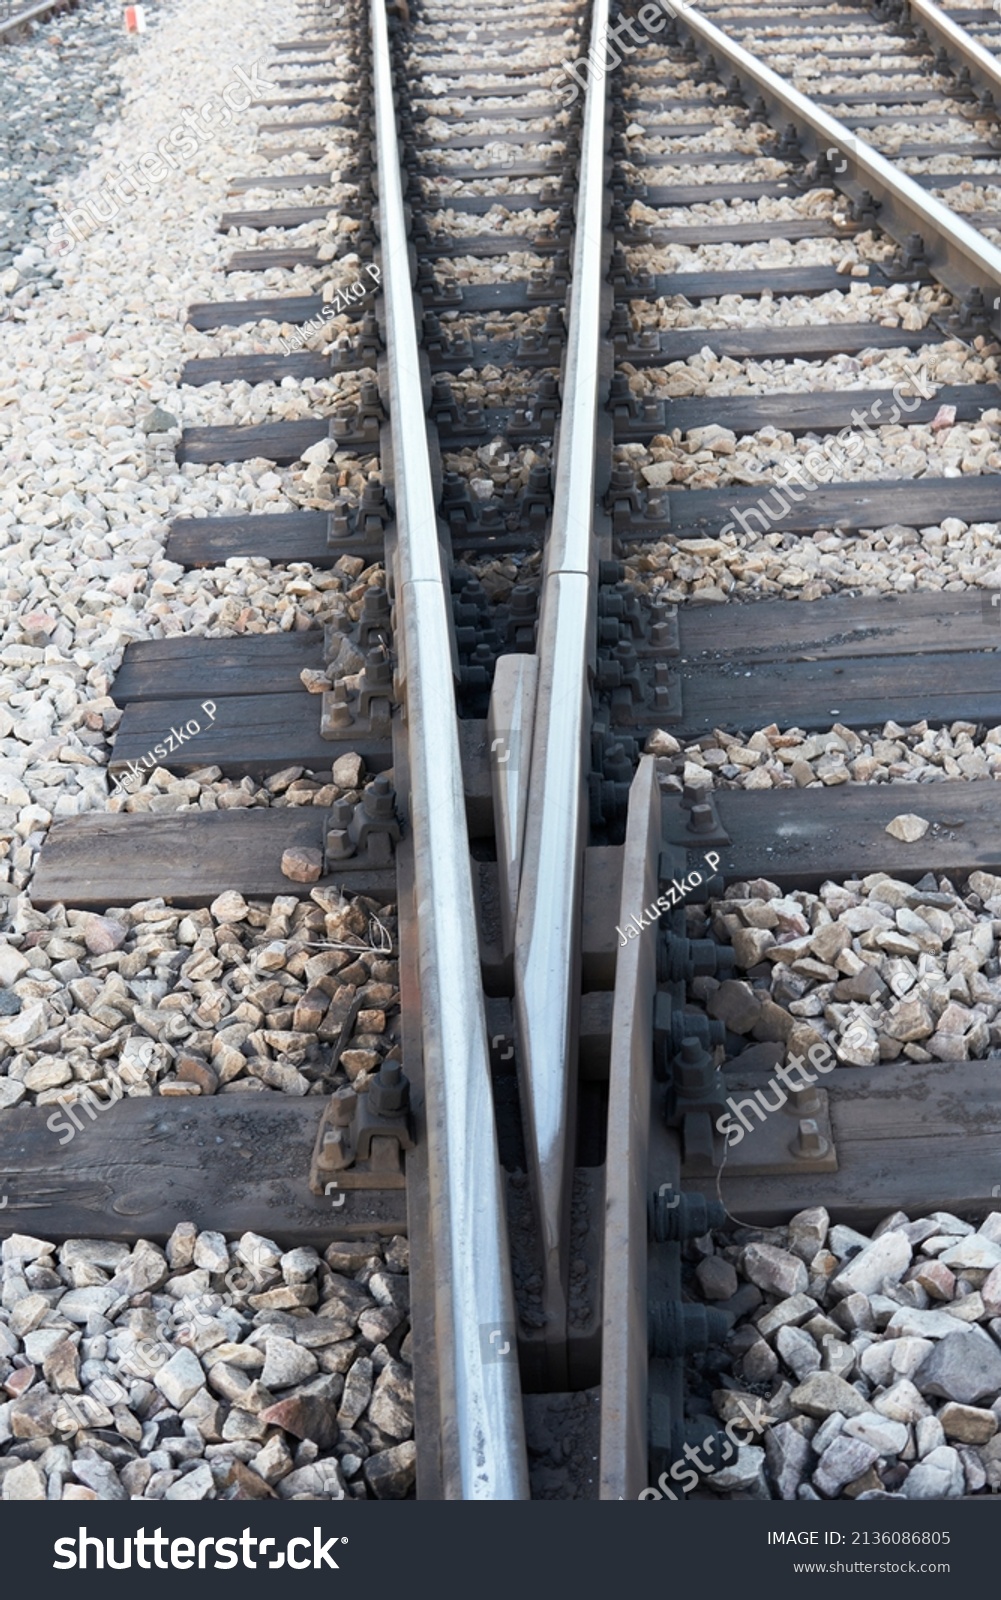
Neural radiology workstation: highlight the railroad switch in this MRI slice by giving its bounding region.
[309,1061,415,1194]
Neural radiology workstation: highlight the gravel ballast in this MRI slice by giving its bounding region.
[684,1206,1001,1500]
[0,1227,414,1500]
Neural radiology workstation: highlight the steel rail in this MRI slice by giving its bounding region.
[598,757,665,1502]
[511,0,610,1376]
[669,0,1001,324]
[0,0,74,39]
[369,0,529,1500]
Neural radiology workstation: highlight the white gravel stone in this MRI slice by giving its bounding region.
[0,1224,409,1499]
[155,1349,205,1410]
[830,1232,911,1300]
[842,1412,908,1457]
[876,1380,934,1425]
[885,814,931,843]
[938,1237,1001,1272]
[742,1243,808,1298]
[2,1461,47,1499]
[260,1336,319,1390]
[902,1445,964,1499]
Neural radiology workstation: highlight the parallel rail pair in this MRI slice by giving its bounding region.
[402,0,1001,1499]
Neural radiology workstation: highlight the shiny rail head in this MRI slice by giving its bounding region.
[368,0,529,1500]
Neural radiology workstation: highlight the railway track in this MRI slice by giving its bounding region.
[4,0,1001,1505]
[0,0,77,43]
